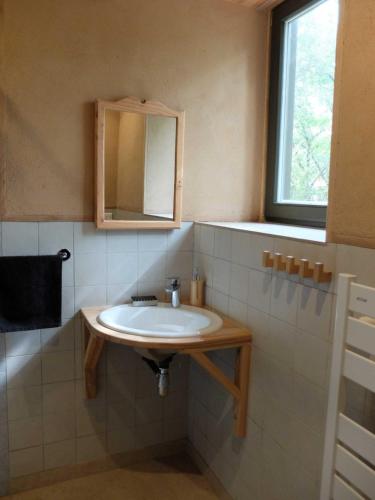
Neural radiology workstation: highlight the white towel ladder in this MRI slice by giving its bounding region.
[320,273,375,500]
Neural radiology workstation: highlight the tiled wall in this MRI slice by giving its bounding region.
[0,220,374,499]
[190,223,374,500]
[0,221,193,490]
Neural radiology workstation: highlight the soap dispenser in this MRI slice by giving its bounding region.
[190,268,205,307]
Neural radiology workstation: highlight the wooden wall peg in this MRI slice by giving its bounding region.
[262,251,274,268]
[313,262,332,283]
[273,253,286,272]
[299,259,314,279]
[286,256,299,275]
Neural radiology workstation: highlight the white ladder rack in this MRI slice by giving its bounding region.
[321,274,375,500]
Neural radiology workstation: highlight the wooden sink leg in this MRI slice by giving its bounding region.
[234,343,251,437]
[84,329,105,399]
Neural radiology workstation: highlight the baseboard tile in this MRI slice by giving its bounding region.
[9,439,186,495]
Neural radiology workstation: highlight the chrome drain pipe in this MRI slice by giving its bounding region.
[141,354,175,398]
[158,368,169,397]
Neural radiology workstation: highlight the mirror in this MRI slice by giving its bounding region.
[95,97,184,229]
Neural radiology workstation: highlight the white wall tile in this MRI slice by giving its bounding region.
[212,258,231,294]
[2,222,38,256]
[166,252,193,280]
[62,258,74,287]
[193,224,200,253]
[107,283,138,306]
[297,286,333,339]
[74,286,106,312]
[270,276,299,325]
[9,446,43,478]
[107,253,138,285]
[247,306,269,349]
[135,396,163,425]
[292,375,327,433]
[61,287,75,318]
[43,411,75,444]
[229,263,249,302]
[9,416,42,450]
[7,386,42,421]
[43,381,75,415]
[211,290,229,315]
[41,319,74,353]
[138,231,167,252]
[248,234,274,271]
[167,222,194,252]
[107,400,135,430]
[228,298,247,324]
[263,316,296,368]
[44,439,75,470]
[42,351,74,384]
[73,223,106,254]
[193,253,214,288]
[198,225,215,256]
[248,269,272,313]
[75,253,106,286]
[38,222,74,255]
[138,252,166,283]
[214,228,232,261]
[106,231,138,253]
[5,330,41,357]
[294,331,330,388]
[231,231,251,267]
[137,281,165,301]
[107,428,135,455]
[76,405,106,437]
[106,344,137,375]
[7,355,41,389]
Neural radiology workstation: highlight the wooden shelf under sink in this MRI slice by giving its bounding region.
[80,304,252,438]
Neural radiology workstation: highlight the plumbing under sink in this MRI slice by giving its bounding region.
[97,303,223,396]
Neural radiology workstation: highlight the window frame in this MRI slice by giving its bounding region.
[265,0,336,228]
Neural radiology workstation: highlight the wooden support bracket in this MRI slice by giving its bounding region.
[190,343,251,437]
[84,327,105,399]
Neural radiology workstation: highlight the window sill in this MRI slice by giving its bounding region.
[195,221,327,244]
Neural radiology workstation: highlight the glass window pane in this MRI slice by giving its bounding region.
[276,0,339,205]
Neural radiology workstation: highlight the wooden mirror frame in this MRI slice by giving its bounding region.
[95,96,184,230]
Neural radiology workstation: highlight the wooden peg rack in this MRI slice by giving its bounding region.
[262,251,332,283]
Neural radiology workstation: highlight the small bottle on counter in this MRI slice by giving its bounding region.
[190,267,205,307]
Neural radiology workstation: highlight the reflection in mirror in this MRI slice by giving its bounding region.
[104,110,176,221]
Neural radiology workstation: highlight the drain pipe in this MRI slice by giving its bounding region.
[141,355,175,398]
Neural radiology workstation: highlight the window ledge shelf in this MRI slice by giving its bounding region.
[195,221,327,245]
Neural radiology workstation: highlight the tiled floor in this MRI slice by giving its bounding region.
[5,455,219,500]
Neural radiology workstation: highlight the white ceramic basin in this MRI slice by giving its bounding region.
[97,303,223,338]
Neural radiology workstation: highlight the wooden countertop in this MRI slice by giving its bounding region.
[80,304,252,351]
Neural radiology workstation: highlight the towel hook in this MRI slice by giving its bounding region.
[58,249,71,261]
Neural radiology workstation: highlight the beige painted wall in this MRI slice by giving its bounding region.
[0,0,268,222]
[326,0,375,248]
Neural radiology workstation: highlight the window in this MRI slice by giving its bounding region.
[265,0,339,227]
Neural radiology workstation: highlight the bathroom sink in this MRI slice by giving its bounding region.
[97,303,223,338]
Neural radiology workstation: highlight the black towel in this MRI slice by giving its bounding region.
[0,255,62,333]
